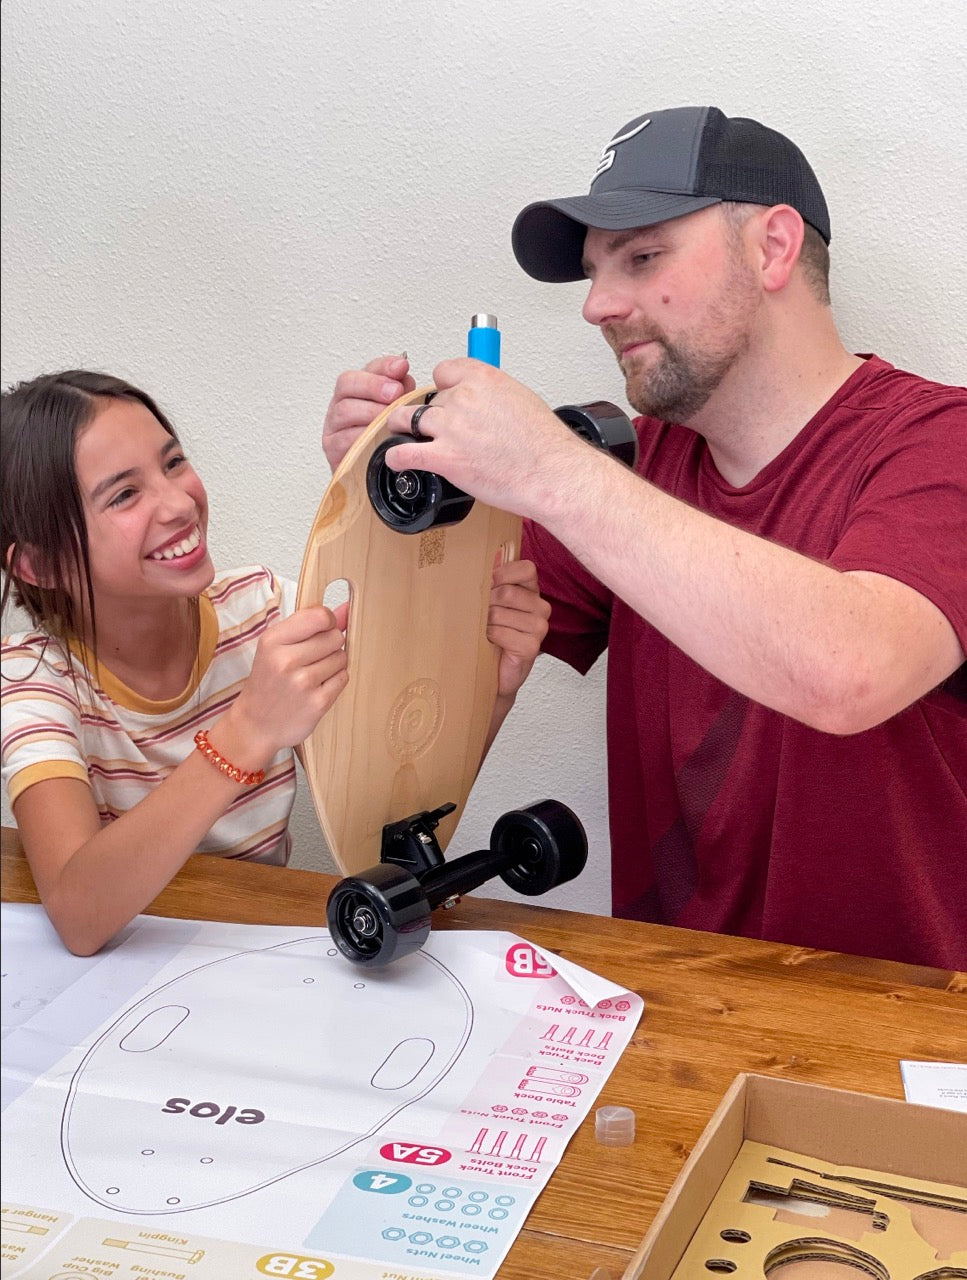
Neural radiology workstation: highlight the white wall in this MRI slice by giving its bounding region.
[3,0,965,915]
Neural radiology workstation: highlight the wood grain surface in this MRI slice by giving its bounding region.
[4,828,965,1279]
[294,385,523,874]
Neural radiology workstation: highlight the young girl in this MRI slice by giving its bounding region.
[1,370,351,955]
[2,371,550,956]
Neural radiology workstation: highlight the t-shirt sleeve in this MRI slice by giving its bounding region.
[278,572,299,619]
[250,565,298,620]
[522,518,613,676]
[828,391,967,648]
[1,643,90,806]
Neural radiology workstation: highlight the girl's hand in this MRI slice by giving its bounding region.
[487,559,550,701]
[223,606,349,760]
[323,355,416,470]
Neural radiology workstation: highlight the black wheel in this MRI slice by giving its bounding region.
[326,864,432,966]
[491,800,588,897]
[366,437,475,533]
[554,400,639,469]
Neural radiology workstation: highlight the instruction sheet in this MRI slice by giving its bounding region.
[900,1059,967,1114]
[1,904,643,1279]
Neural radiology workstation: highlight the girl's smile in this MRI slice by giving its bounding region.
[75,397,214,607]
[146,523,206,565]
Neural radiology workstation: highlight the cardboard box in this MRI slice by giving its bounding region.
[625,1072,967,1279]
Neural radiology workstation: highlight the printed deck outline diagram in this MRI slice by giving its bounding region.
[60,935,473,1214]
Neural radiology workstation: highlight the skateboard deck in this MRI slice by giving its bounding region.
[296,386,523,875]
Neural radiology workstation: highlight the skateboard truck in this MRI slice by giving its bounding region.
[365,397,638,533]
[326,799,588,967]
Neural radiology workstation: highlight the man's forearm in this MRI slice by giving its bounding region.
[533,445,961,733]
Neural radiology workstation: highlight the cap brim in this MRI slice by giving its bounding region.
[512,190,722,282]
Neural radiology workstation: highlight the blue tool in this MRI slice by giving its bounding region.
[467,312,501,368]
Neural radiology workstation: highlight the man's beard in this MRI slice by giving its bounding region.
[606,322,751,423]
[604,263,760,423]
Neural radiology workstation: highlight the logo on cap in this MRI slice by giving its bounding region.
[592,117,651,184]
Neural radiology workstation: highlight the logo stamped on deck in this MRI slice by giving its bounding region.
[387,680,444,760]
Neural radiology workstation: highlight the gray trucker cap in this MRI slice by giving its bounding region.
[512,106,831,282]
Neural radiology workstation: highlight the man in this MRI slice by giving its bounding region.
[324,106,966,968]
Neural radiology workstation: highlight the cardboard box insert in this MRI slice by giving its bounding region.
[626,1072,967,1279]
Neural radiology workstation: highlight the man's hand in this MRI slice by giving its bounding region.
[323,355,416,470]
[383,358,583,523]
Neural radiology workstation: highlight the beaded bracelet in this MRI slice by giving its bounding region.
[193,729,265,787]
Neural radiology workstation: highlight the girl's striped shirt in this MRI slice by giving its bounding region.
[1,566,298,865]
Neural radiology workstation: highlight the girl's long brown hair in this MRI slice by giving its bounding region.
[2,370,197,682]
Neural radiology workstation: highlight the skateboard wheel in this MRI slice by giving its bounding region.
[367,438,476,533]
[491,800,588,897]
[326,864,432,966]
[554,400,639,469]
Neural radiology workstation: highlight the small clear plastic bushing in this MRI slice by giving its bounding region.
[595,1105,635,1146]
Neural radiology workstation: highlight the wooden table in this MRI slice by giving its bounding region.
[3,828,966,1280]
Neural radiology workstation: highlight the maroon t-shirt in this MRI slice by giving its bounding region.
[524,356,967,967]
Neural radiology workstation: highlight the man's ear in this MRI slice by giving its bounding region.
[758,205,805,294]
[5,543,53,589]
